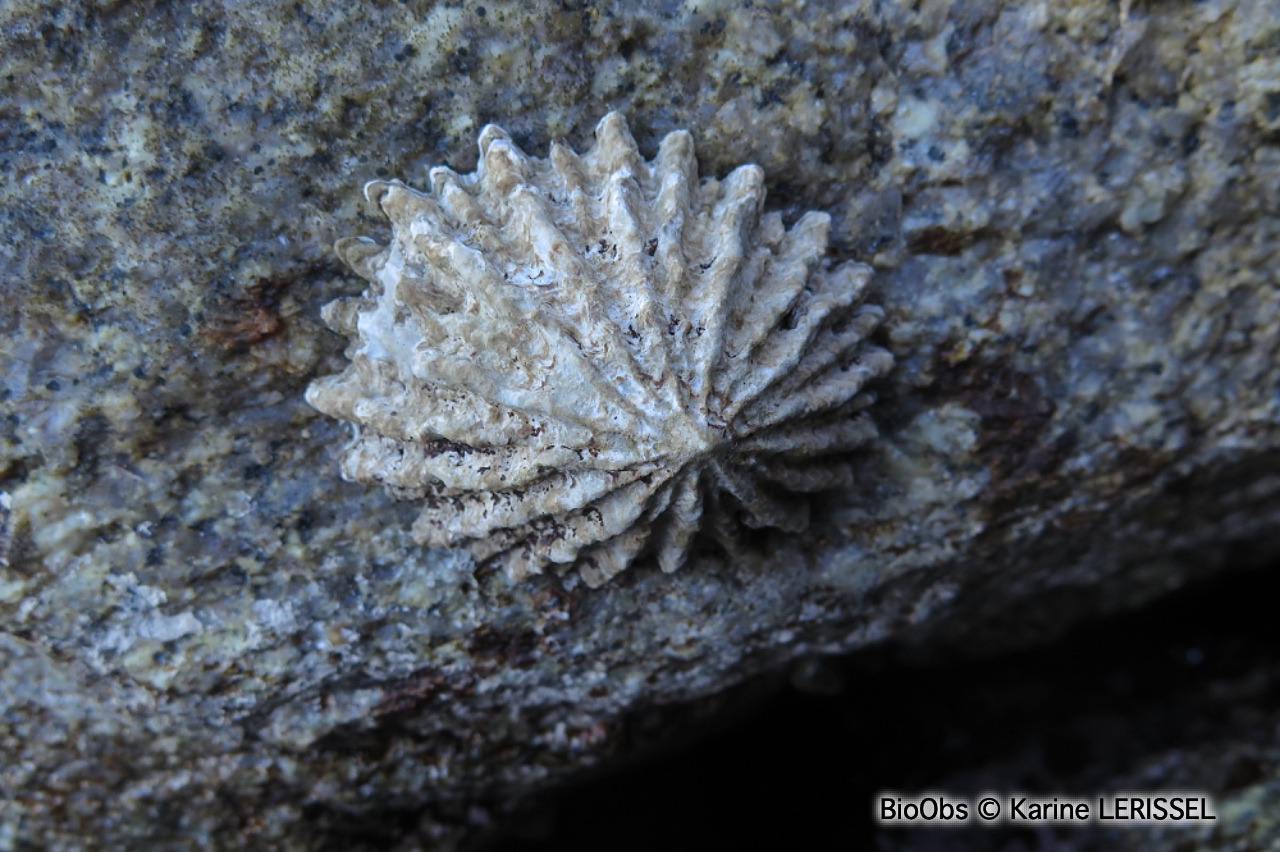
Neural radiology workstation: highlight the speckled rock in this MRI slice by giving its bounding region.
[1,0,1278,849]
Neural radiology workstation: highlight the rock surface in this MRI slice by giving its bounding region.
[1,0,1278,848]
[508,563,1280,850]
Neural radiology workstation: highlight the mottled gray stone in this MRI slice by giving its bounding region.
[1,0,1278,848]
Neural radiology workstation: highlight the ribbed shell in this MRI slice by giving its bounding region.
[306,112,893,587]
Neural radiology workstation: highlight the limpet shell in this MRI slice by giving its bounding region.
[306,113,893,587]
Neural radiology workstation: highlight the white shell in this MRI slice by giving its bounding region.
[306,112,893,587]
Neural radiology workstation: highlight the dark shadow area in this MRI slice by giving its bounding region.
[487,559,1280,850]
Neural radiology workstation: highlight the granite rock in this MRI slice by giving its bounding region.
[1,0,1278,848]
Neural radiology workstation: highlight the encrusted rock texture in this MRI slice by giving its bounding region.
[1,0,1278,849]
